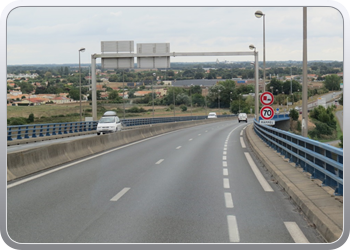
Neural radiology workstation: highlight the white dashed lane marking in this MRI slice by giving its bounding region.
[110,188,130,202]
[227,215,240,242]
[240,137,246,148]
[223,178,230,189]
[284,222,310,243]
[223,168,228,176]
[155,159,164,165]
[176,146,181,149]
[224,192,234,208]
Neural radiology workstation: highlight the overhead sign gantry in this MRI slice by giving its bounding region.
[90,40,259,120]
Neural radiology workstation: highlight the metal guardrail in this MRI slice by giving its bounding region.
[7,115,235,141]
[253,119,343,195]
[7,121,98,141]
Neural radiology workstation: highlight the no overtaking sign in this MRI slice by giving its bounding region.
[260,92,274,106]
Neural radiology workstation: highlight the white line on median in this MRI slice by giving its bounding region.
[110,187,130,201]
[284,222,310,243]
[244,152,274,192]
[227,215,240,242]
[240,137,246,148]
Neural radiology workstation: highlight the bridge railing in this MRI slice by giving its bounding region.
[7,114,235,141]
[7,121,98,141]
[253,119,343,195]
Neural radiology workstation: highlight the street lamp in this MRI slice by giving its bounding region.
[249,44,259,120]
[152,73,156,119]
[255,10,266,91]
[190,84,193,119]
[78,47,85,122]
[239,93,241,113]
[218,89,221,115]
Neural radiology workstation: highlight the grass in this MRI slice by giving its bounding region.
[7,102,232,124]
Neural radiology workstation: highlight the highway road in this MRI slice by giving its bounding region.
[7,120,324,243]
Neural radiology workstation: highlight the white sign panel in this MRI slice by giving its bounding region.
[137,43,170,68]
[101,41,134,53]
[260,120,275,125]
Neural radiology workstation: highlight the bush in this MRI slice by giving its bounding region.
[169,104,174,110]
[8,117,28,125]
[27,113,35,123]
[180,105,187,112]
[339,135,343,148]
[289,109,299,121]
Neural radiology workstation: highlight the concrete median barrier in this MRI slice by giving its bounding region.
[7,118,230,182]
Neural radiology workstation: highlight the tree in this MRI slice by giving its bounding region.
[176,93,190,105]
[289,109,299,121]
[68,88,80,101]
[108,90,122,101]
[324,74,341,91]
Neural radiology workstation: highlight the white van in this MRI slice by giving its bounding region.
[208,112,217,118]
[238,113,248,123]
[96,111,122,135]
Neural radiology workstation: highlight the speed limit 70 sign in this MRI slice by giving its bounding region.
[260,106,275,120]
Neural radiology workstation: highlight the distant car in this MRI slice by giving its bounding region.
[208,112,217,118]
[96,111,122,135]
[238,113,248,123]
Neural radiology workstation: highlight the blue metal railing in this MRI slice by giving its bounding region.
[7,121,98,141]
[7,115,235,141]
[253,119,343,195]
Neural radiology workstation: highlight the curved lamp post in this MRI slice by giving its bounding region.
[249,44,259,120]
[255,10,266,92]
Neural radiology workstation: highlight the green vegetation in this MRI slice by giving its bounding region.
[308,105,338,140]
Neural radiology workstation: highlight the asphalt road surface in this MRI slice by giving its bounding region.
[7,120,324,244]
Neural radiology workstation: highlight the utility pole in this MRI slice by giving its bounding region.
[302,7,308,137]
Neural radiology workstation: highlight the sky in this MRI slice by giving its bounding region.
[3,2,347,65]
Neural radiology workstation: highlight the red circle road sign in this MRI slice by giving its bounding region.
[260,106,275,120]
[260,92,274,106]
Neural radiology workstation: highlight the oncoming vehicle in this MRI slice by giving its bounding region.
[238,113,248,123]
[96,111,122,135]
[208,112,217,118]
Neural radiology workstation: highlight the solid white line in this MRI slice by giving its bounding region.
[223,168,228,176]
[223,156,227,160]
[223,161,227,167]
[110,187,130,201]
[240,137,246,148]
[227,215,240,242]
[244,152,274,192]
[156,159,164,164]
[284,222,310,243]
[223,178,230,189]
[176,146,182,149]
[224,192,234,208]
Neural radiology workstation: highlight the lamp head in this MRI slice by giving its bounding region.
[249,44,256,51]
[79,48,86,52]
[255,10,264,18]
